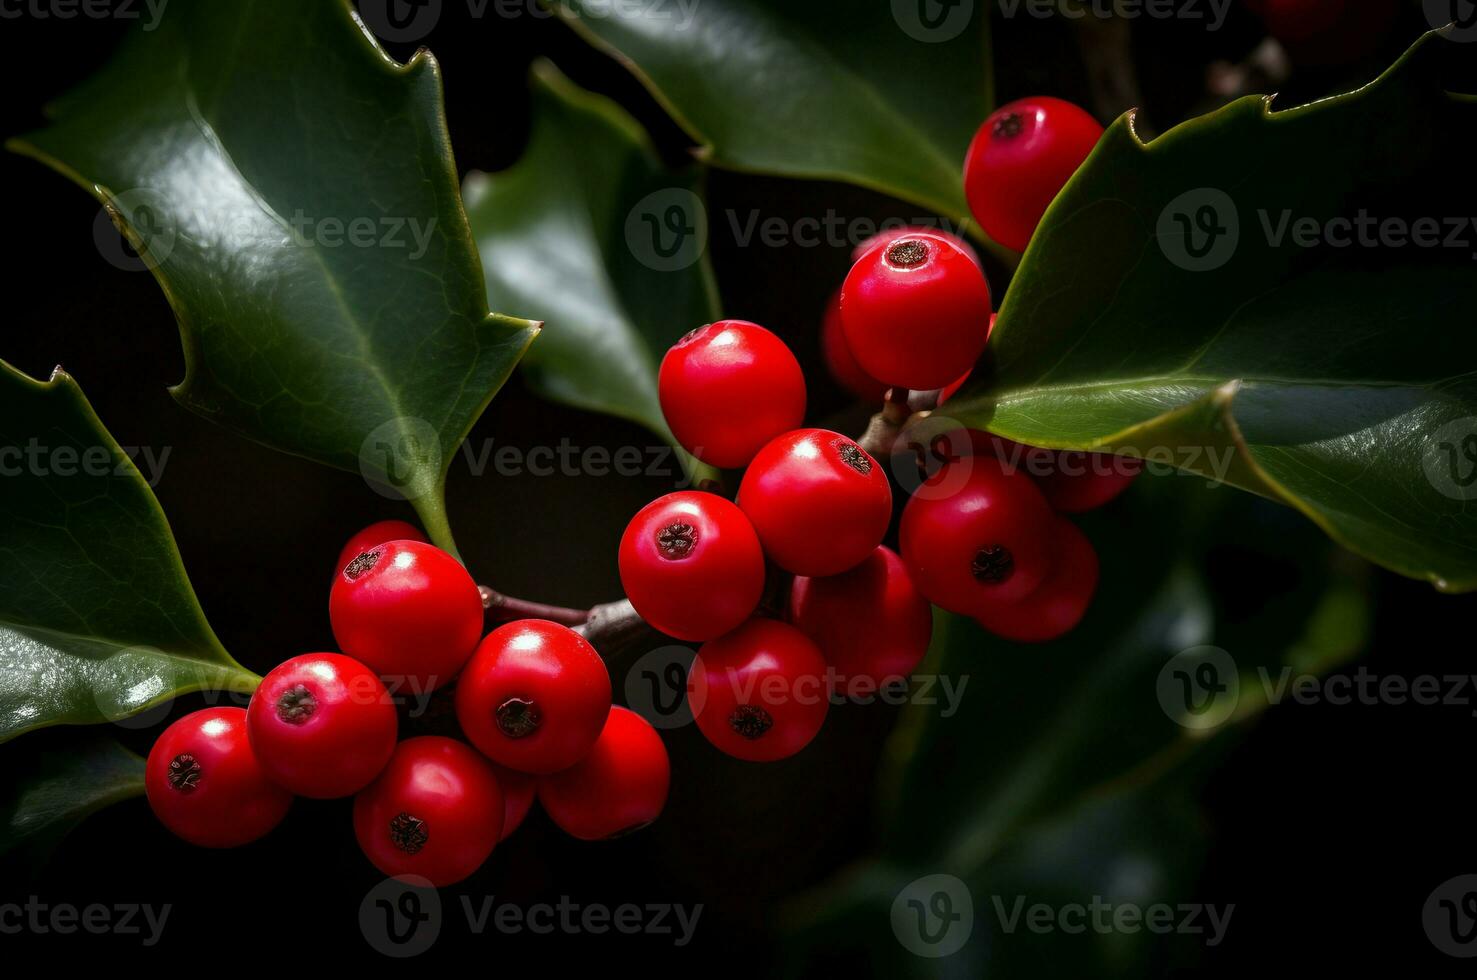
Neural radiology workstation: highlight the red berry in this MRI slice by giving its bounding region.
[335,520,425,576]
[491,764,537,841]
[145,707,292,848]
[900,455,1057,611]
[964,97,1103,253]
[538,706,670,840]
[353,736,503,887]
[737,429,892,576]
[841,231,992,390]
[853,226,981,268]
[1036,451,1141,513]
[329,539,483,693]
[688,619,829,762]
[658,320,806,468]
[974,518,1099,642]
[1244,0,1394,65]
[455,620,612,774]
[788,546,933,695]
[246,653,397,798]
[619,491,766,642]
[821,289,888,403]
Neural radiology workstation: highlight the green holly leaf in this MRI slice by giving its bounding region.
[0,363,257,742]
[946,32,1477,590]
[465,61,719,485]
[551,0,1000,255]
[8,0,539,554]
[1,735,145,859]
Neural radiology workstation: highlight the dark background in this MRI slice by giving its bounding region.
[1,1,1474,973]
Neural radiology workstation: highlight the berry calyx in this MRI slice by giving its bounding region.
[455,620,612,774]
[852,226,982,268]
[246,653,398,798]
[737,429,892,577]
[619,491,766,641]
[328,539,483,692]
[974,518,1099,642]
[963,97,1103,253]
[789,546,933,696]
[900,454,1057,611]
[688,619,829,762]
[334,520,425,576]
[840,231,993,390]
[538,706,671,840]
[353,736,504,887]
[145,707,293,848]
[658,319,807,469]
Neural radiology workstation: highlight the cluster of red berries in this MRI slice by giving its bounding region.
[146,522,669,886]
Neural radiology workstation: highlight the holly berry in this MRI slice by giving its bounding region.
[145,707,293,848]
[619,491,766,642]
[688,619,829,762]
[900,455,1057,612]
[963,97,1103,253]
[538,706,670,840]
[974,518,1099,643]
[353,736,503,887]
[246,653,397,798]
[840,231,992,390]
[334,520,425,576]
[737,429,892,576]
[788,546,933,695]
[821,289,888,403]
[658,319,807,468]
[1036,451,1141,513]
[491,764,537,841]
[329,539,483,692]
[455,619,612,774]
[1244,0,1395,66]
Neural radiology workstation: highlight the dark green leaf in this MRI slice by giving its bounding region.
[947,32,1477,590]
[465,61,718,482]
[0,363,257,741]
[8,0,539,553]
[551,0,1001,255]
[1,735,145,858]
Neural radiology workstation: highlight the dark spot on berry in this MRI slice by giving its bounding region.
[167,753,201,792]
[496,697,541,738]
[657,522,697,559]
[275,684,317,724]
[343,549,381,581]
[729,704,774,740]
[677,325,709,346]
[833,439,873,475]
[993,112,1024,139]
[885,239,930,269]
[389,812,429,854]
[972,546,1015,584]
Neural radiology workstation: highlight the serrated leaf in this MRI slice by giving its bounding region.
[8,0,539,552]
[465,61,718,483]
[947,32,1477,590]
[0,363,258,741]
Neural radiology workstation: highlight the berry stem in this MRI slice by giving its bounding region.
[479,586,590,627]
[857,387,915,459]
[575,599,660,658]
